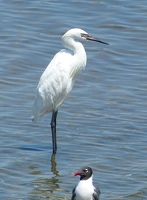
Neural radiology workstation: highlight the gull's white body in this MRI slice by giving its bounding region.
[72,167,100,200]
[32,28,87,121]
[75,176,95,200]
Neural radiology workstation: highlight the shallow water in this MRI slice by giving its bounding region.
[1,0,147,199]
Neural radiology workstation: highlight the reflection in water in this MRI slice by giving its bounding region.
[29,154,61,199]
[51,153,59,176]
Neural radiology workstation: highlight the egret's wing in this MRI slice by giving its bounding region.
[32,50,74,121]
[93,185,100,200]
[38,49,73,87]
[71,186,76,200]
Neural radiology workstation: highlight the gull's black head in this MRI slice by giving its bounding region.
[74,166,93,180]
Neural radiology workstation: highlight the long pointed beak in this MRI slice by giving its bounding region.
[86,35,109,45]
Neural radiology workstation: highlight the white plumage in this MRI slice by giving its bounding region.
[32,28,108,153]
[74,176,95,200]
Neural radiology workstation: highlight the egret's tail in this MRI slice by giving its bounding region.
[31,115,35,122]
[31,114,39,122]
[32,92,53,122]
[31,104,40,122]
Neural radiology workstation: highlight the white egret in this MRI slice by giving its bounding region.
[32,28,108,154]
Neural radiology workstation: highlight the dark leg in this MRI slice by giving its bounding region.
[51,110,58,154]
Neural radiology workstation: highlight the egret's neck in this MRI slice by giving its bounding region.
[62,37,87,66]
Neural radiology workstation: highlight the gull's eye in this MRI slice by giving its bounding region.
[83,168,88,173]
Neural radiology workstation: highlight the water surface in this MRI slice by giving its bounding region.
[1,0,147,199]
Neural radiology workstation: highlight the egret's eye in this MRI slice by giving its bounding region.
[81,33,88,38]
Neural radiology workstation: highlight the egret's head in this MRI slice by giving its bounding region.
[62,28,88,42]
[62,28,109,45]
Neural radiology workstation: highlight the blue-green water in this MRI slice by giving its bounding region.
[1,0,147,199]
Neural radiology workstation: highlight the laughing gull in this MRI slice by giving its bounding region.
[71,166,100,200]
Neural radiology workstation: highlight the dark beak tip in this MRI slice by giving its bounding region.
[99,40,109,45]
[87,36,109,45]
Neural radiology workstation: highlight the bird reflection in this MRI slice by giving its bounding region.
[50,153,59,176]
